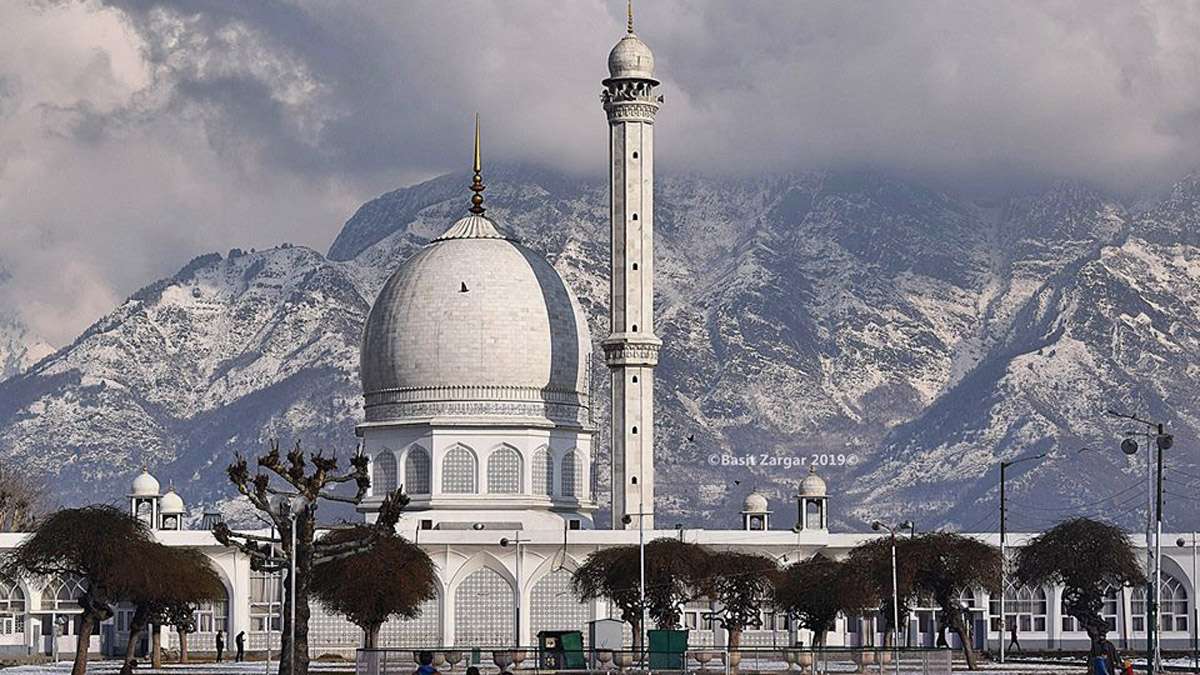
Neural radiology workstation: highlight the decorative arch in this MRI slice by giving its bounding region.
[560,450,581,497]
[372,450,398,496]
[451,557,515,647]
[404,445,432,495]
[1133,573,1190,632]
[486,444,522,494]
[0,578,27,636]
[378,584,443,647]
[442,445,478,494]
[529,566,590,643]
[988,583,1048,633]
[532,446,553,496]
[38,577,86,612]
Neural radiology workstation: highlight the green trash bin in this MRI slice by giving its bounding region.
[647,628,689,670]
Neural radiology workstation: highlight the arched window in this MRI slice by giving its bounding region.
[405,446,432,495]
[532,447,553,496]
[442,446,477,494]
[249,570,281,633]
[38,577,85,611]
[560,450,581,497]
[487,446,522,494]
[989,584,1048,632]
[373,451,397,496]
[0,579,25,636]
[805,500,823,529]
[1133,576,1189,632]
[454,568,513,645]
[530,569,590,643]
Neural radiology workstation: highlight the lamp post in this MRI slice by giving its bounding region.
[872,519,912,675]
[500,533,527,647]
[623,475,650,669]
[1107,409,1171,674]
[1177,534,1198,673]
[998,451,1048,663]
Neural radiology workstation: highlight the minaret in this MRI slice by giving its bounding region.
[602,3,662,530]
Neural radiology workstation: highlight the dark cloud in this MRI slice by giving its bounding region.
[2,0,1200,345]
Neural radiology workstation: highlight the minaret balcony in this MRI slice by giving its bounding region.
[601,335,662,367]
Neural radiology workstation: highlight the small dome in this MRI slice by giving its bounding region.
[742,492,769,513]
[159,489,185,515]
[608,34,655,80]
[131,469,160,497]
[799,467,827,498]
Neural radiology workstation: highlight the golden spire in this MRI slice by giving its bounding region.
[627,0,634,34]
[469,113,486,215]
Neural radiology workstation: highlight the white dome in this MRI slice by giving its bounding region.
[361,214,592,428]
[799,467,827,498]
[608,34,655,80]
[159,489,185,515]
[131,469,160,497]
[742,492,769,513]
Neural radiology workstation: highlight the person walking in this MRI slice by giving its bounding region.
[235,631,246,662]
[1089,631,1121,675]
[1008,624,1021,654]
[414,651,439,675]
[215,631,225,662]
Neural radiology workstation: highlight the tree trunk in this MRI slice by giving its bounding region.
[947,608,977,670]
[280,515,315,675]
[71,614,95,675]
[120,607,150,675]
[178,629,189,663]
[363,624,380,649]
[151,626,162,669]
[728,628,742,673]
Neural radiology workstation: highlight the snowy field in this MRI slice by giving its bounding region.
[0,660,1095,675]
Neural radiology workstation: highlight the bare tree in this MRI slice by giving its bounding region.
[846,536,920,647]
[117,545,224,675]
[700,551,777,669]
[773,553,872,649]
[0,465,43,532]
[213,440,406,675]
[1,506,155,675]
[573,538,709,651]
[1016,518,1145,658]
[907,533,1000,670]
[311,526,436,647]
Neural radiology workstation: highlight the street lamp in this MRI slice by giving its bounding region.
[1178,535,1198,673]
[500,533,526,647]
[268,494,309,675]
[623,475,650,669]
[1107,409,1172,675]
[872,519,912,675]
[998,451,1049,663]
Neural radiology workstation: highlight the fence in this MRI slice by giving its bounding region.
[356,646,954,675]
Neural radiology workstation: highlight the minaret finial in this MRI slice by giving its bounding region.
[627,0,634,34]
[469,113,486,215]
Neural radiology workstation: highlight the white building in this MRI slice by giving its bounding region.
[1,7,1196,662]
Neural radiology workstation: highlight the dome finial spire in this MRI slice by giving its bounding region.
[469,113,486,215]
[627,0,634,34]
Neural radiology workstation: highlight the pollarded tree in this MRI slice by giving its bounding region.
[573,538,709,651]
[701,551,777,665]
[908,532,1000,670]
[118,545,224,674]
[0,505,156,675]
[213,440,406,675]
[311,526,437,648]
[1016,518,1145,656]
[772,553,873,648]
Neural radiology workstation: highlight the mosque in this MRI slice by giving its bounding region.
[0,8,1197,662]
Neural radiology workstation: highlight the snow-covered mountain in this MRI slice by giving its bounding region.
[0,290,53,382]
[2,167,1199,531]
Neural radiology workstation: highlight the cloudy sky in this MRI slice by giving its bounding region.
[3,0,1200,347]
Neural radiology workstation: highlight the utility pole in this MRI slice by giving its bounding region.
[998,452,1048,664]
